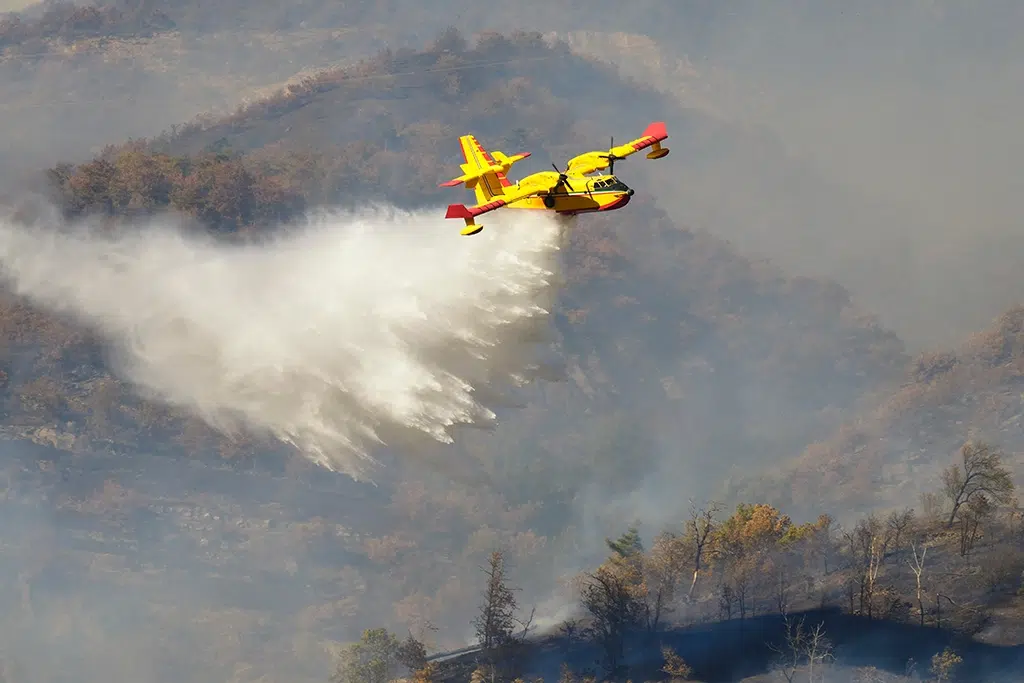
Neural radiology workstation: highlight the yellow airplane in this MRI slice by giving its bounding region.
[440,121,669,235]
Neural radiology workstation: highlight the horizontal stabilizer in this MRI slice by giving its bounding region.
[438,150,531,189]
[446,204,474,220]
[641,121,668,141]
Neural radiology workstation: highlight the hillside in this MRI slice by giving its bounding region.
[3,1,1023,349]
[48,30,909,498]
[745,306,1024,521]
[350,452,1024,683]
[0,30,916,682]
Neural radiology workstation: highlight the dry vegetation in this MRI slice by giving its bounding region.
[739,306,1024,521]
[0,1,173,50]
[346,441,1024,681]
[1,25,1021,683]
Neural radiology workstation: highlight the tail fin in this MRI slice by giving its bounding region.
[446,204,484,236]
[439,134,530,204]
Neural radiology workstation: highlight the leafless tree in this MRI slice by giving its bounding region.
[769,615,804,683]
[775,560,791,616]
[942,441,1015,528]
[845,515,892,617]
[768,616,834,683]
[803,621,835,683]
[685,501,720,601]
[908,540,928,627]
[558,619,580,646]
[885,508,915,557]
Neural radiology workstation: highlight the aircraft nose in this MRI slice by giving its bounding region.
[627,189,635,196]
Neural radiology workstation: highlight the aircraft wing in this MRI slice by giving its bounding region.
[565,121,669,176]
[444,176,556,232]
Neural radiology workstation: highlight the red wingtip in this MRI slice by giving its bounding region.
[642,121,668,140]
[445,204,472,219]
[439,178,463,187]
[518,152,532,159]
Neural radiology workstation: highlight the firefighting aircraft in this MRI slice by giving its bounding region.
[440,121,669,235]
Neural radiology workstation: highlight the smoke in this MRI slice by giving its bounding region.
[664,1,1024,350]
[0,204,566,479]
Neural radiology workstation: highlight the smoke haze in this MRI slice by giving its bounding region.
[653,1,1024,349]
[0,205,565,479]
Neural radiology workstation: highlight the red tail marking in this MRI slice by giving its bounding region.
[445,199,507,221]
[446,204,473,219]
[641,121,668,140]
[631,121,669,151]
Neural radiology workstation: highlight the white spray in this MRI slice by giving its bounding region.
[0,204,566,479]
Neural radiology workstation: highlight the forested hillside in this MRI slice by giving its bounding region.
[44,30,909,499]
[745,306,1024,521]
[354,438,1024,682]
[5,0,1023,349]
[0,30,919,682]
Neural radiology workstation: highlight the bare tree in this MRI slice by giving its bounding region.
[942,441,1015,528]
[769,615,805,683]
[803,622,834,683]
[908,541,928,627]
[718,582,735,621]
[685,501,720,601]
[885,508,915,557]
[558,619,580,647]
[775,560,791,616]
[768,616,833,683]
[845,515,892,617]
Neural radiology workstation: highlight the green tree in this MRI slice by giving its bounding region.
[331,628,403,683]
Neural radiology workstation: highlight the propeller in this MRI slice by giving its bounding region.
[599,135,627,174]
[550,163,575,192]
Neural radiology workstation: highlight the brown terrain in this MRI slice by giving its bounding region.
[0,3,1021,683]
